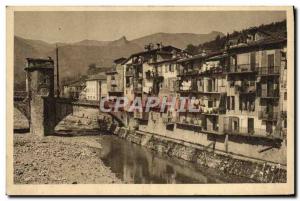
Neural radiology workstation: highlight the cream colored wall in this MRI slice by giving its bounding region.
[86,80,98,101]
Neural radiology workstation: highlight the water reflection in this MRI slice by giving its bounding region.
[98,135,228,184]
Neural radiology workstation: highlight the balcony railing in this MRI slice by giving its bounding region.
[228,64,258,74]
[260,90,279,98]
[258,111,279,121]
[257,66,280,76]
[235,82,256,94]
[202,106,226,115]
[199,66,224,75]
[177,69,199,77]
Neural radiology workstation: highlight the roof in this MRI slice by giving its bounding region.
[86,73,107,81]
[26,57,54,62]
[148,58,179,65]
[114,57,127,64]
[105,66,117,75]
[228,36,287,51]
[177,51,223,63]
[68,80,86,87]
[122,45,182,65]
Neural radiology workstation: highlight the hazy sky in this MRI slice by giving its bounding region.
[14,11,286,43]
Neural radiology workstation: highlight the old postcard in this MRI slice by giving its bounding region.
[6,6,294,195]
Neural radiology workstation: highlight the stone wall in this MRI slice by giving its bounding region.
[107,125,286,183]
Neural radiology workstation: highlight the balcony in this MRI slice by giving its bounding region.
[176,118,202,132]
[258,111,279,121]
[257,66,280,76]
[235,82,256,94]
[260,90,279,99]
[202,106,226,115]
[177,69,199,77]
[199,66,224,75]
[227,64,258,74]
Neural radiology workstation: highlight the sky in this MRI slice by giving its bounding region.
[14,11,286,44]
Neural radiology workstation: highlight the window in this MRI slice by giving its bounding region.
[208,100,213,108]
[267,54,275,68]
[43,78,48,84]
[284,119,287,128]
[227,96,230,110]
[248,118,254,133]
[231,96,235,110]
[284,92,287,100]
[165,65,168,73]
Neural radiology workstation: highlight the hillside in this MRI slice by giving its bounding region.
[14,31,224,90]
[131,31,224,49]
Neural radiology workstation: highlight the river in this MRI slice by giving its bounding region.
[97,135,249,184]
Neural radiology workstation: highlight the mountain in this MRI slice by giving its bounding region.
[73,39,111,47]
[14,31,224,90]
[131,31,224,49]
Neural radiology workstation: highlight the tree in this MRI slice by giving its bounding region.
[87,63,98,75]
[185,44,199,55]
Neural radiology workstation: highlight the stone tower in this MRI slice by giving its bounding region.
[25,57,56,136]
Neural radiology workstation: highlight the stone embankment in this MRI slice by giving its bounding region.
[100,119,287,183]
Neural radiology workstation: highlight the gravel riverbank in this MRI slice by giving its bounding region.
[13,133,122,184]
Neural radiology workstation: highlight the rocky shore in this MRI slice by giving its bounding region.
[13,133,122,184]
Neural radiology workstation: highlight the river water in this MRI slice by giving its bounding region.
[97,135,248,184]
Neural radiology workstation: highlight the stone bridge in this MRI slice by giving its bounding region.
[16,57,126,136]
[14,93,126,136]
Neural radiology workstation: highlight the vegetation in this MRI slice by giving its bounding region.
[184,20,287,55]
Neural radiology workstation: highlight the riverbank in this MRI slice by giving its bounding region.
[111,126,287,183]
[13,133,122,184]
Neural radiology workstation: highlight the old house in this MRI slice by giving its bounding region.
[224,32,287,139]
[63,79,86,100]
[85,73,107,101]
[122,45,183,125]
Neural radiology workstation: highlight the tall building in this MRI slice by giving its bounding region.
[224,31,287,139]
[122,45,184,127]
[176,51,227,135]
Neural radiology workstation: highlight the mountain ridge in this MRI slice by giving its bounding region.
[14,31,224,90]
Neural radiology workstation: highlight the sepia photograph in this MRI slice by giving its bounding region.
[6,6,294,195]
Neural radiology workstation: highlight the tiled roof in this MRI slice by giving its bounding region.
[177,51,223,63]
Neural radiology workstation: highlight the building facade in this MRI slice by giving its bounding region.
[63,80,85,100]
[85,73,107,101]
[116,31,287,164]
